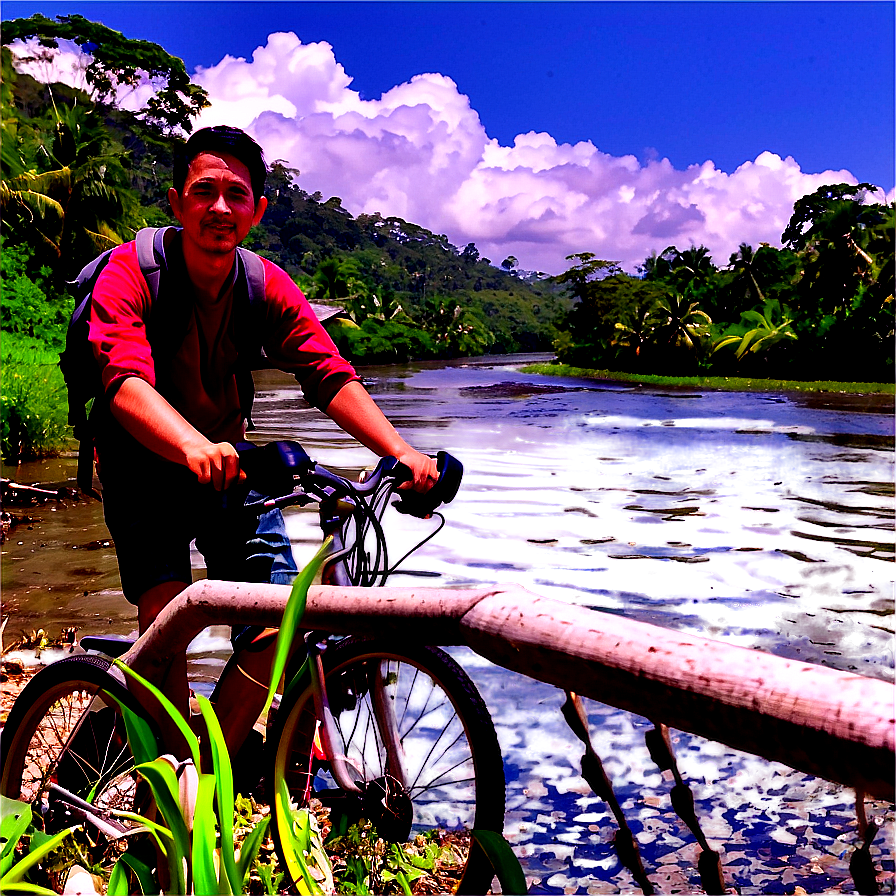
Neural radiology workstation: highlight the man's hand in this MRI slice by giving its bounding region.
[184,440,242,490]
[111,378,245,490]
[396,448,438,493]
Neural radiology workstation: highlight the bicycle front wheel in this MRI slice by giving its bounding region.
[0,654,157,825]
[269,636,505,894]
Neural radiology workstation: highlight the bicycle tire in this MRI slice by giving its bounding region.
[268,636,505,895]
[0,654,157,829]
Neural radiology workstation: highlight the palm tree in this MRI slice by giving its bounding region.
[2,104,140,274]
[612,300,656,365]
[669,245,716,295]
[727,243,764,307]
[647,292,712,369]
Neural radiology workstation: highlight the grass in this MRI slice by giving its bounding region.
[521,363,895,395]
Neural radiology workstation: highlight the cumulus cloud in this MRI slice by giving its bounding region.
[14,34,873,274]
[191,34,865,273]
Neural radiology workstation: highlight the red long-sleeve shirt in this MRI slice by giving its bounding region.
[88,239,358,445]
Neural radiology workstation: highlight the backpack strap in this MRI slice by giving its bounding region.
[233,248,267,430]
[138,227,166,299]
[71,228,168,496]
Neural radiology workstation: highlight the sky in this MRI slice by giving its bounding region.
[5,1,895,274]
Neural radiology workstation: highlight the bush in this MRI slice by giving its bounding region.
[335,318,436,364]
[1,336,71,460]
[0,242,72,351]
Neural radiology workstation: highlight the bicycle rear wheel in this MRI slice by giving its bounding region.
[269,637,505,894]
[0,654,157,828]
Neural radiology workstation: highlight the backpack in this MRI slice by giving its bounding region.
[59,226,266,496]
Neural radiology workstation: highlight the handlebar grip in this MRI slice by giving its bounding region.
[393,451,463,518]
[237,440,313,495]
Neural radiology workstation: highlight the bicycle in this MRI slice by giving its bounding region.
[0,441,506,893]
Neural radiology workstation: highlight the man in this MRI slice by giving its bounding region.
[89,125,436,752]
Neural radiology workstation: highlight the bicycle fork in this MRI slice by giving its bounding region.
[306,638,409,795]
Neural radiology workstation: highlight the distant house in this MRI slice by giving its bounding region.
[309,302,345,324]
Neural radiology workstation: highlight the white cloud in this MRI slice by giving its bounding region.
[14,34,869,274]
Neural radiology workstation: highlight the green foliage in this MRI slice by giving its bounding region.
[336,318,436,364]
[264,538,330,716]
[1,242,72,347]
[557,189,893,382]
[1,796,77,894]
[112,660,274,895]
[1,334,71,460]
[713,299,797,372]
[326,821,456,896]
[469,829,527,896]
[523,362,894,395]
[1,14,210,133]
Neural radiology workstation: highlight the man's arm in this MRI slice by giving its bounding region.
[110,376,241,490]
[325,381,437,491]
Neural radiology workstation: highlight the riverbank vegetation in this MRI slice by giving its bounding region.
[550,186,893,386]
[522,363,895,395]
[2,13,893,461]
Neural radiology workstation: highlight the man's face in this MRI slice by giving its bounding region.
[168,152,266,256]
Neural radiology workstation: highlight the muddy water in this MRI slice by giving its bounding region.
[2,355,894,893]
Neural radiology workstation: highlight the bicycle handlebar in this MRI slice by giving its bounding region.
[237,440,463,519]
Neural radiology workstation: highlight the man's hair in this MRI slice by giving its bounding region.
[173,126,267,203]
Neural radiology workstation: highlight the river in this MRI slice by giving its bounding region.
[2,354,893,894]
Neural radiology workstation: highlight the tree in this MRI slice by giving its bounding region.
[311,256,369,310]
[782,183,893,379]
[783,182,886,315]
[1,101,141,274]
[647,292,712,371]
[727,243,765,306]
[2,13,209,133]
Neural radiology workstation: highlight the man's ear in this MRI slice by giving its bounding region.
[168,187,184,223]
[252,195,268,226]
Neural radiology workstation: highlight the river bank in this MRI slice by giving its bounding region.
[522,362,896,396]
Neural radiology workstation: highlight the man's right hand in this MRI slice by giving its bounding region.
[185,440,242,490]
[111,378,244,490]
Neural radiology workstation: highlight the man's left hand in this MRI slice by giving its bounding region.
[396,449,438,492]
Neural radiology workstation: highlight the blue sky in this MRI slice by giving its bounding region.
[5,1,894,272]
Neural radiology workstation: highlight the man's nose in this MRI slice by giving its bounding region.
[210,192,231,213]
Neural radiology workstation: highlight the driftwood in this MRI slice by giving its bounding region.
[0,479,63,499]
[121,581,895,801]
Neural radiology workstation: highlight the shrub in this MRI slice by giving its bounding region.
[1,336,71,460]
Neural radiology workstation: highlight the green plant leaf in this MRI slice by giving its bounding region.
[0,825,78,886]
[264,537,332,716]
[0,882,62,894]
[116,699,161,767]
[191,773,220,896]
[114,851,156,895]
[469,829,527,895]
[107,857,129,896]
[135,758,190,894]
[275,777,322,895]
[235,814,270,886]
[1,797,32,876]
[196,694,239,894]
[112,659,201,769]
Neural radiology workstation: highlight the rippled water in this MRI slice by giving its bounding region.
[2,355,893,893]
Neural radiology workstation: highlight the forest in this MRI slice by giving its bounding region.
[1,14,893,461]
